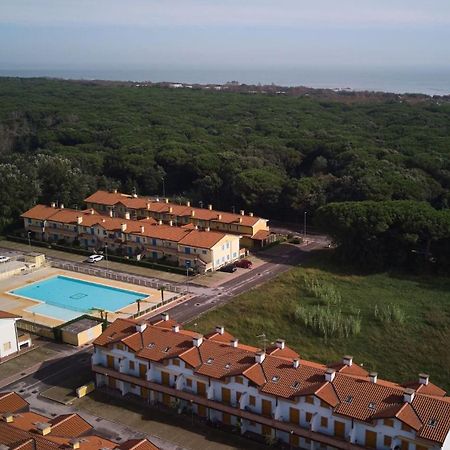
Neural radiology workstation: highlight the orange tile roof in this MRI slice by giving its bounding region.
[178,229,229,249]
[48,413,92,436]
[402,380,447,397]
[119,439,160,450]
[0,392,29,413]
[20,204,60,221]
[8,411,50,432]
[0,310,21,319]
[84,190,264,227]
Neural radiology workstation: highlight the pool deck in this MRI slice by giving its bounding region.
[0,267,178,328]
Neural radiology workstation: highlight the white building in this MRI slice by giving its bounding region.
[92,315,450,450]
[0,311,31,359]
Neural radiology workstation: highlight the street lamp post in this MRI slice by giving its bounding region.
[303,211,308,242]
[105,243,109,271]
[27,231,32,252]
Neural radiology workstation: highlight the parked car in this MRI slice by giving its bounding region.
[235,259,253,269]
[0,256,10,263]
[87,254,104,263]
[219,264,237,273]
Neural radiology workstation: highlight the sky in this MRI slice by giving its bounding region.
[0,0,449,73]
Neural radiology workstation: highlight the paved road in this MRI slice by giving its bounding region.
[167,240,325,324]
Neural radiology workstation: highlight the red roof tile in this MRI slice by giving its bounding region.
[0,392,29,413]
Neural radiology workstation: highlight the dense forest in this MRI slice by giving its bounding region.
[1,77,449,269]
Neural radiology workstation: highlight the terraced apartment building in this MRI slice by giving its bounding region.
[92,314,450,450]
[0,391,160,450]
[84,190,274,248]
[21,204,241,273]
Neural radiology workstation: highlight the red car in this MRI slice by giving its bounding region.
[235,259,253,269]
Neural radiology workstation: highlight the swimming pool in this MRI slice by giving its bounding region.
[11,275,148,315]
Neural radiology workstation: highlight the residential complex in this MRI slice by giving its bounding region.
[84,190,274,248]
[92,314,450,450]
[21,204,241,273]
[0,391,160,450]
[0,310,31,359]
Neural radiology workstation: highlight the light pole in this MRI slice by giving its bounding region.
[27,231,32,252]
[105,243,109,271]
[303,211,308,241]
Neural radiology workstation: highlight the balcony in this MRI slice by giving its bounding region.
[92,365,365,450]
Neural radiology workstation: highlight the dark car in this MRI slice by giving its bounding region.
[235,259,253,269]
[219,264,237,273]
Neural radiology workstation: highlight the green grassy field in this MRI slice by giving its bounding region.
[190,252,450,392]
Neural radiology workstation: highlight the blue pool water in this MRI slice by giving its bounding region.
[11,275,148,315]
[27,303,82,322]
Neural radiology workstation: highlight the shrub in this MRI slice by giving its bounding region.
[374,303,406,325]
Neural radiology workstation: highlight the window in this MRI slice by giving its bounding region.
[186,379,192,387]
[28,219,32,224]
[235,376,243,384]
[320,400,329,408]
[236,392,242,403]
[401,423,412,432]
[226,242,230,249]
[305,396,314,404]
[249,395,256,406]
[384,419,394,427]
[129,360,135,370]
[3,342,12,352]
[117,343,124,350]
[233,252,237,258]
[416,446,428,450]
[202,250,207,254]
[321,417,328,427]
[306,412,313,422]
[383,436,392,447]
[173,359,180,366]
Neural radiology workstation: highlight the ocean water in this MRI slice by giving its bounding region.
[1,66,450,96]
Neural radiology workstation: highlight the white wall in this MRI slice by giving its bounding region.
[0,318,18,358]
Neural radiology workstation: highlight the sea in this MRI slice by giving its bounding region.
[1,66,450,96]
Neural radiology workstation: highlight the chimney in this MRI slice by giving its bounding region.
[132,193,138,198]
[191,210,195,217]
[76,216,83,225]
[186,201,191,207]
[240,210,245,216]
[156,197,160,202]
[2,413,13,423]
[125,212,130,220]
[215,325,225,335]
[50,202,56,208]
[217,214,222,220]
[172,324,180,333]
[158,220,163,225]
[169,220,173,227]
[208,204,213,210]
[275,339,285,350]
[342,355,353,367]
[325,368,336,382]
[161,312,169,321]
[193,335,203,347]
[205,227,210,232]
[169,207,173,213]
[69,439,80,450]
[36,422,52,436]
[120,223,127,232]
[113,189,118,194]
[293,359,300,369]
[90,209,95,215]
[109,210,113,217]
[255,351,266,364]
[231,338,239,348]
[60,203,64,209]
[419,373,429,386]
[136,322,147,333]
[404,388,415,404]
[165,198,169,203]
[140,225,145,233]
[239,217,242,223]
[249,212,254,217]
[195,225,199,230]
[369,372,378,384]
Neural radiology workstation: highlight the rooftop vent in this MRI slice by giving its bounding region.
[428,419,438,428]
[135,322,147,333]
[225,363,231,370]
[2,413,13,423]
[368,402,376,410]
[36,422,52,435]
[249,212,254,217]
[275,339,285,350]
[50,202,56,208]
[208,204,213,210]
[342,355,353,367]
[255,351,266,364]
[271,375,280,383]
[146,343,155,349]
[240,210,245,216]
[193,335,203,347]
[419,373,430,386]
[206,357,214,365]
[140,225,145,233]
[325,368,336,382]
[186,201,191,207]
[161,312,169,321]
[169,207,173,213]
[172,325,180,333]
[165,198,169,203]
[344,395,353,404]
[120,223,127,232]
[293,359,300,369]
[217,214,222,220]
[163,346,171,353]
[292,381,300,390]
[369,372,378,384]
[60,203,64,209]
[158,219,163,225]
[215,325,225,335]
[230,338,239,348]
[404,388,415,404]
[77,216,83,225]
[191,210,195,217]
